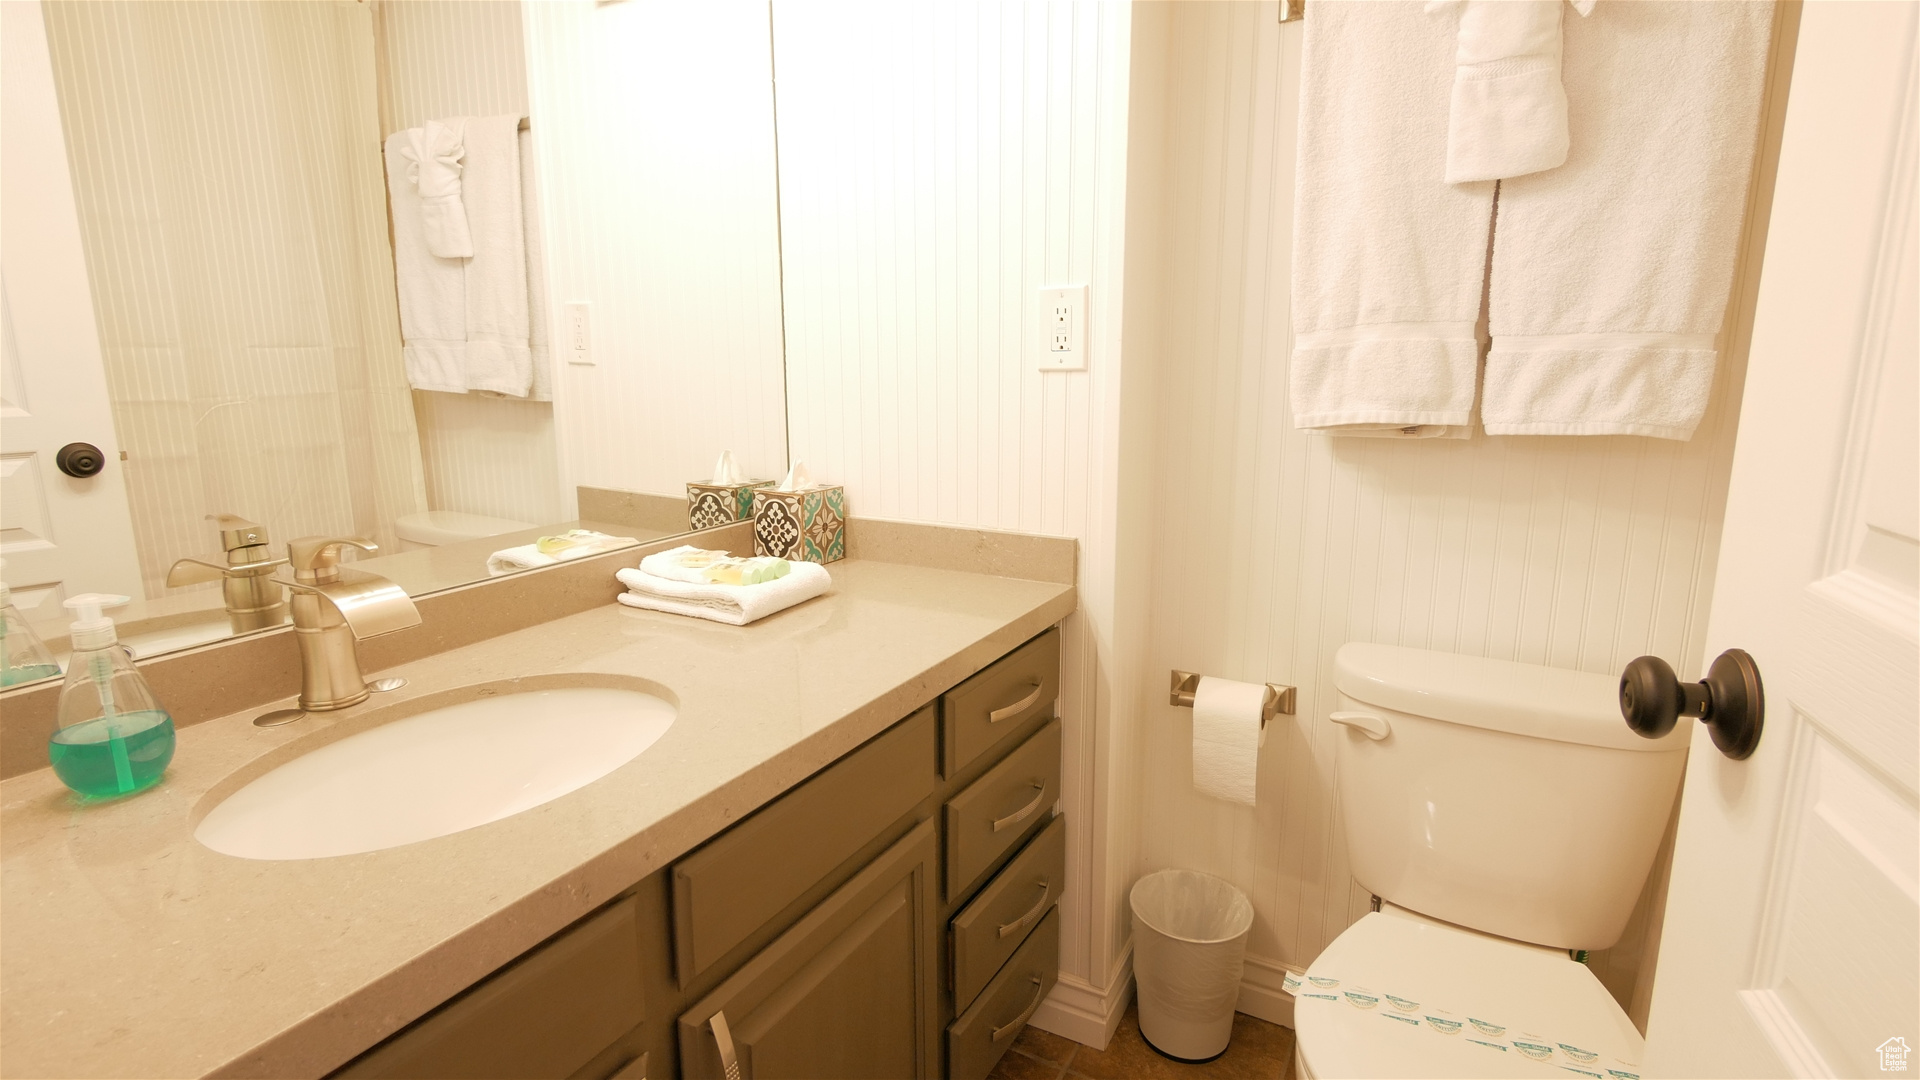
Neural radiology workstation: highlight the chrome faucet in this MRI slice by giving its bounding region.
[167,514,290,634]
[280,536,420,711]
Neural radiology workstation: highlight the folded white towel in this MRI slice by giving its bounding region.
[1290,0,1495,437]
[1432,0,1595,184]
[401,119,473,258]
[615,562,831,626]
[519,126,553,403]
[1483,1,1772,438]
[387,128,467,394]
[486,531,637,576]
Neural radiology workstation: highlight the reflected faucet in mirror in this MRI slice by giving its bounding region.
[279,537,421,712]
[165,515,290,635]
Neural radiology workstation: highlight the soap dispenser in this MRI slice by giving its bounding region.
[0,560,61,687]
[49,594,175,798]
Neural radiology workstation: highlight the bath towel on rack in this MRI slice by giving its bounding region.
[385,114,534,398]
[1289,0,1774,440]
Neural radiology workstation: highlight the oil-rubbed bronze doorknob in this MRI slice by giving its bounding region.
[55,442,106,478]
[1619,650,1765,760]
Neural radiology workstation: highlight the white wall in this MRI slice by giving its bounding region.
[523,0,789,502]
[773,0,1149,1040]
[374,0,563,526]
[1133,0,1752,1025]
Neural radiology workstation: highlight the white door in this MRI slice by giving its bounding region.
[0,0,143,616]
[1643,3,1918,1078]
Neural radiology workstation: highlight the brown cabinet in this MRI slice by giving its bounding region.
[940,629,1059,778]
[336,895,647,1080]
[676,821,941,1080]
[946,908,1061,1080]
[944,719,1062,903]
[949,814,1065,1012]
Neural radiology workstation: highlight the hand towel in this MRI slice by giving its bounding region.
[400,119,473,258]
[1291,0,1496,437]
[615,562,831,626]
[386,129,468,394]
[459,115,533,397]
[486,530,637,576]
[385,115,533,398]
[1431,0,1595,184]
[1483,1,1773,438]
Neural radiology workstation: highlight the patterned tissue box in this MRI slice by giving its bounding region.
[751,484,847,563]
[686,479,774,530]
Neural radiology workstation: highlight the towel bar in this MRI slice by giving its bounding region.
[1169,670,1297,729]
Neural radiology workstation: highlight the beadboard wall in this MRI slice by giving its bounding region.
[372,0,563,526]
[1133,0,1754,1026]
[522,0,789,502]
[773,0,1151,1033]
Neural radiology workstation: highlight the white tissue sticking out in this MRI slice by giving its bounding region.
[711,450,744,485]
[1191,676,1267,806]
[776,459,813,492]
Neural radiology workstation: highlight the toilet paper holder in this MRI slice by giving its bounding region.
[1169,670,1297,728]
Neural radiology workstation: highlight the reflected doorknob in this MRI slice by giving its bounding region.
[56,442,106,478]
[1619,649,1765,760]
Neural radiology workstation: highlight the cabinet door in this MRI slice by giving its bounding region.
[678,820,940,1080]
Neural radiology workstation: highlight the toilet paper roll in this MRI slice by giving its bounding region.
[1191,676,1267,806]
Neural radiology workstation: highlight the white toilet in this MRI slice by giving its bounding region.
[392,510,535,552]
[1293,643,1689,1080]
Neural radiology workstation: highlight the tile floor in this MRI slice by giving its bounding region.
[990,1007,1297,1080]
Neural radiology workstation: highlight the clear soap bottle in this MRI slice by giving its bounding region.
[49,594,175,798]
[0,563,60,687]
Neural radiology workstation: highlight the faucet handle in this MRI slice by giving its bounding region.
[206,514,269,553]
[288,536,378,584]
[166,555,286,588]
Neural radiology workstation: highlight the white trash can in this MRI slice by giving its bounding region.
[1129,868,1255,1062]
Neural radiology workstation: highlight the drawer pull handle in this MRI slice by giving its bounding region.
[992,975,1046,1042]
[998,880,1053,939]
[988,681,1045,724]
[712,1010,742,1080]
[992,784,1047,833]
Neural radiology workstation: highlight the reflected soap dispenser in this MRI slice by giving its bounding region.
[49,594,175,798]
[0,561,61,686]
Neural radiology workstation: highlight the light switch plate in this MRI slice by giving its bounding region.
[564,301,593,365]
[1039,285,1087,371]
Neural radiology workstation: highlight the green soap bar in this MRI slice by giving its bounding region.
[739,557,791,585]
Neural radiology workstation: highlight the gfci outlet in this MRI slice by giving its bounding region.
[1039,285,1088,371]
[564,301,593,365]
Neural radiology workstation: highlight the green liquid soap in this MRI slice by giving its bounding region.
[48,710,174,798]
[2,662,61,687]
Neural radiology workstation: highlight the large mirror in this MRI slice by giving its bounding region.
[0,0,789,680]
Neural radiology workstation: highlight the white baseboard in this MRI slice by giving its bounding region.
[1236,953,1301,1029]
[1031,950,1135,1050]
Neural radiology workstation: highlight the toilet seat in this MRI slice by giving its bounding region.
[1294,909,1644,1080]
[394,510,534,547]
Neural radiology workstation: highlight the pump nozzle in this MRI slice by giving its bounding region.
[64,593,130,651]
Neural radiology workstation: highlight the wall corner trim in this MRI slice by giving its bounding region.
[1236,954,1302,1030]
[1031,947,1135,1051]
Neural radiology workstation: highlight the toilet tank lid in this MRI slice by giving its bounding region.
[1333,643,1687,751]
[395,510,535,546]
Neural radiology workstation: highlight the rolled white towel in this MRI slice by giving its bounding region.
[401,119,472,258]
[615,562,831,626]
[487,530,636,576]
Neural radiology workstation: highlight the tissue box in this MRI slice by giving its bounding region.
[751,484,846,563]
[686,480,774,530]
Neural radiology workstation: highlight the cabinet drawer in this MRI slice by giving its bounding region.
[677,820,940,1080]
[950,813,1066,1012]
[946,907,1060,1080]
[673,705,937,988]
[944,719,1061,903]
[941,629,1058,777]
[338,896,645,1080]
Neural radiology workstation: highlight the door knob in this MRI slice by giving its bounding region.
[55,442,106,478]
[1619,649,1764,760]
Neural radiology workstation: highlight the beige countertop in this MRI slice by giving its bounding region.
[0,557,1074,1079]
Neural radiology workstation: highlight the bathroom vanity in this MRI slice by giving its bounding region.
[339,630,1064,1080]
[0,548,1075,1080]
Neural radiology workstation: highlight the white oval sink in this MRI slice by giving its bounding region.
[196,686,675,860]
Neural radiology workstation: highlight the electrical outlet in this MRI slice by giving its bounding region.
[564,302,593,365]
[1039,285,1087,371]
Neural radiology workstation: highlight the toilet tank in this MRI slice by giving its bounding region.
[1331,643,1689,951]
